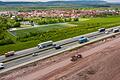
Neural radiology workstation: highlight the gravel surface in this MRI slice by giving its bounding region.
[0,35,120,80]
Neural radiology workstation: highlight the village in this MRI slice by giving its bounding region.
[0,9,120,18]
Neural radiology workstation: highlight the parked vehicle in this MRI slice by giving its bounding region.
[98,28,105,33]
[53,44,61,49]
[113,28,119,33]
[71,54,82,61]
[5,51,15,57]
[0,63,4,69]
[38,41,53,49]
[78,36,89,44]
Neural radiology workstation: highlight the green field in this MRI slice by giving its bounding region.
[12,23,77,37]
[1,16,120,55]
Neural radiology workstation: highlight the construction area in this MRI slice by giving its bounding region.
[0,34,120,80]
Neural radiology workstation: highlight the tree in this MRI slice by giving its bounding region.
[14,22,20,27]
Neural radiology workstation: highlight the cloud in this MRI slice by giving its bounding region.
[105,0,120,2]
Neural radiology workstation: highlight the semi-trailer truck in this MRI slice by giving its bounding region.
[38,41,53,49]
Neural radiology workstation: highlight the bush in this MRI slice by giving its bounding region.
[0,38,15,46]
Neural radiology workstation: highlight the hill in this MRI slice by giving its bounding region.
[0,0,108,7]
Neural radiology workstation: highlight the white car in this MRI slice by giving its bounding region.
[113,28,119,33]
[105,31,109,34]
[32,53,38,56]
[0,63,4,69]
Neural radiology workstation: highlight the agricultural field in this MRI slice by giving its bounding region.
[11,23,77,36]
[0,16,120,55]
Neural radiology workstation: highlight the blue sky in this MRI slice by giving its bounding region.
[1,0,120,2]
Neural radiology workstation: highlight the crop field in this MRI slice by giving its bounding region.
[0,16,120,55]
[10,23,77,37]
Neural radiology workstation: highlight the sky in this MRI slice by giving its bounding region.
[1,0,120,2]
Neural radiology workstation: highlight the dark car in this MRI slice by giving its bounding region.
[5,51,15,57]
[98,28,105,33]
[53,44,61,49]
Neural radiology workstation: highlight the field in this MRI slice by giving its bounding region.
[0,16,120,55]
[11,23,77,37]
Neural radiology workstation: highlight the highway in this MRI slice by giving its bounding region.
[0,31,104,63]
[0,26,119,72]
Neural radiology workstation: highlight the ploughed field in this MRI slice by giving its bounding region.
[1,16,120,55]
[1,32,120,80]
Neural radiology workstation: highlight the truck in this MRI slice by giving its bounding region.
[78,36,89,44]
[98,28,105,33]
[5,51,15,57]
[38,41,53,49]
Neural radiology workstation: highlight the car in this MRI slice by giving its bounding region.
[53,44,61,49]
[32,53,38,56]
[98,28,106,33]
[78,36,89,44]
[105,31,109,34]
[5,51,15,57]
[113,28,119,33]
[80,36,84,38]
[0,63,4,69]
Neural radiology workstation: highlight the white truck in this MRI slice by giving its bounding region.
[38,41,53,49]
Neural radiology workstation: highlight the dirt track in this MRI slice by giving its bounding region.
[1,35,120,80]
